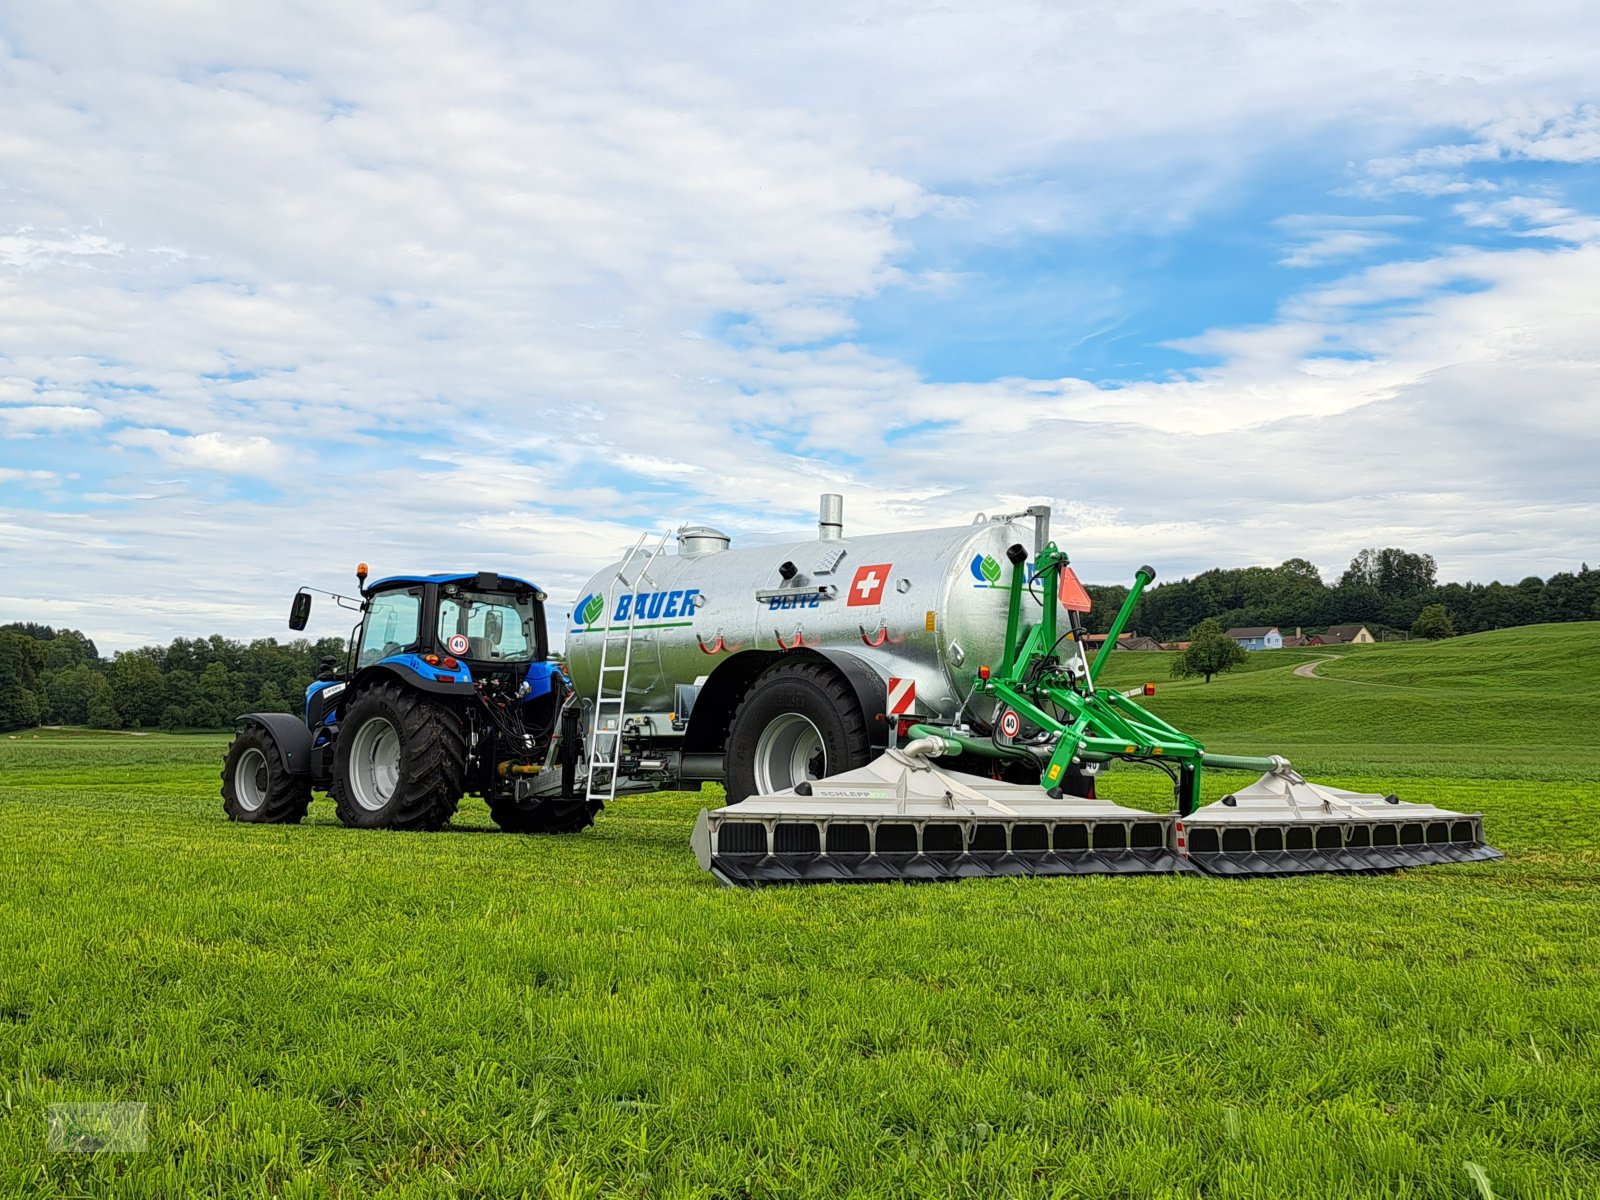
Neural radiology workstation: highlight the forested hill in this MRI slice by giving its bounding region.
[0,627,344,733]
[1084,552,1599,643]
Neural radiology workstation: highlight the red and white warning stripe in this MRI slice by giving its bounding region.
[887,676,916,716]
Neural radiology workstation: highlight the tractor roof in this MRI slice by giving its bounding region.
[367,571,543,594]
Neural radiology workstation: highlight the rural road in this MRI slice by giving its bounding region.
[1293,656,1338,678]
[1290,654,1438,693]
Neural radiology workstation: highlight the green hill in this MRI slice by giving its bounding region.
[1093,623,1600,784]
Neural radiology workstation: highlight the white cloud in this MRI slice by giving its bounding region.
[1365,102,1600,196]
[0,2,1596,649]
[0,468,58,486]
[113,429,292,477]
[1279,231,1398,268]
[0,230,126,270]
[1456,197,1600,244]
[0,404,105,433]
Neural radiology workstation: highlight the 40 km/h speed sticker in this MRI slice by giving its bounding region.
[998,709,1022,738]
[447,634,470,656]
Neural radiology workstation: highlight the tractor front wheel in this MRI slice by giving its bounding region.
[332,683,465,831]
[221,725,312,824]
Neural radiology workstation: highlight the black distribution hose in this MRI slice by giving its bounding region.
[477,682,558,747]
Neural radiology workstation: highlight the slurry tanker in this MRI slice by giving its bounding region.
[223,495,1501,885]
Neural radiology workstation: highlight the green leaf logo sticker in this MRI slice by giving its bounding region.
[582,595,604,625]
[980,555,1003,584]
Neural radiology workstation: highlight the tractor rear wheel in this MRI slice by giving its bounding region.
[723,660,872,804]
[332,683,465,831]
[488,796,601,834]
[221,725,312,824]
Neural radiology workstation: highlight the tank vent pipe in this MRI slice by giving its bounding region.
[1030,505,1051,556]
[819,493,844,540]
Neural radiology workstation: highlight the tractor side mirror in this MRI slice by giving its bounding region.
[484,609,504,644]
[289,590,313,631]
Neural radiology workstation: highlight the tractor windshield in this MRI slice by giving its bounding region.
[437,588,540,661]
[356,587,422,667]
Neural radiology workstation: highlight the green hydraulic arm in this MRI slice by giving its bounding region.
[911,541,1280,814]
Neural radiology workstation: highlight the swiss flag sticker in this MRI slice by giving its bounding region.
[846,563,893,606]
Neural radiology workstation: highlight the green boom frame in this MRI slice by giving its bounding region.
[911,543,1278,814]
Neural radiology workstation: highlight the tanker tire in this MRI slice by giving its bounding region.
[488,796,601,834]
[331,683,466,831]
[723,660,873,804]
[221,725,312,824]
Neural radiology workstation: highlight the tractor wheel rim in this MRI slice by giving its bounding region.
[235,747,269,811]
[348,716,401,812]
[753,713,825,795]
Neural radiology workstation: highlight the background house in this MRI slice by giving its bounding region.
[1080,631,1164,653]
[1321,624,1375,644]
[1225,626,1283,651]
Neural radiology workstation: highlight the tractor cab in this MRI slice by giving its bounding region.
[289,568,556,733]
[352,571,550,676]
[290,568,549,677]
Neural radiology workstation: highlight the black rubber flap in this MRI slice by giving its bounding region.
[1184,817,1503,877]
[707,843,1196,887]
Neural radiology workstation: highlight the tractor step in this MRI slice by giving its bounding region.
[1178,771,1503,876]
[691,748,1193,886]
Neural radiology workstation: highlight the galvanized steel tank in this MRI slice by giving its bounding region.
[565,499,1054,722]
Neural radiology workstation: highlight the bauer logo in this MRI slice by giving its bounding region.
[573,588,702,630]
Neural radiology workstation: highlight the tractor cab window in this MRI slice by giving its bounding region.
[437,589,538,661]
[357,588,422,668]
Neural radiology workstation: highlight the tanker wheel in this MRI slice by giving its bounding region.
[221,725,312,824]
[331,683,465,831]
[488,796,601,834]
[724,660,873,804]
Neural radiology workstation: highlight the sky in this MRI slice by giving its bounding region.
[1,0,1597,652]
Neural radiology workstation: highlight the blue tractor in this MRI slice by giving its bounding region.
[220,564,591,833]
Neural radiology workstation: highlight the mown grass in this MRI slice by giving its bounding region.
[2,627,1598,1197]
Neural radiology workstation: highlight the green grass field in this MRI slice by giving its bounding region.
[2,625,1597,1198]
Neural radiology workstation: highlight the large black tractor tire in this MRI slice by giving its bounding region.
[221,725,313,824]
[723,660,873,804]
[331,683,466,831]
[487,796,602,834]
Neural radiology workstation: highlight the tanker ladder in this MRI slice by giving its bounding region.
[692,542,1502,885]
[585,530,670,806]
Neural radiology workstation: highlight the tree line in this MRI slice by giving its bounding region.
[3,547,1597,731]
[0,626,345,734]
[1084,550,1600,643]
